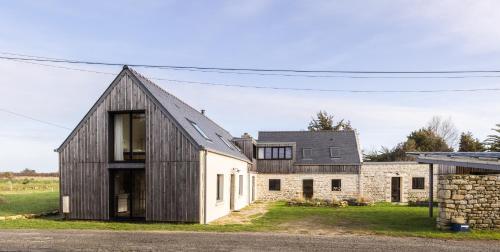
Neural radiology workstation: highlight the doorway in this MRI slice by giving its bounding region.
[391,177,401,202]
[110,169,145,219]
[230,174,235,211]
[302,179,314,199]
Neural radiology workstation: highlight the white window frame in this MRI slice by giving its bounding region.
[239,175,244,196]
[216,174,224,202]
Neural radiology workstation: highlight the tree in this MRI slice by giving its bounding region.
[308,111,353,131]
[458,132,485,152]
[404,128,453,152]
[365,128,452,162]
[484,124,500,152]
[426,116,459,150]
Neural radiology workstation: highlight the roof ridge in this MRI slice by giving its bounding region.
[127,68,233,136]
[259,130,355,133]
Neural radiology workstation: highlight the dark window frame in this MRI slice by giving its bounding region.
[110,111,146,163]
[269,179,281,191]
[412,177,425,190]
[331,179,342,191]
[257,147,293,160]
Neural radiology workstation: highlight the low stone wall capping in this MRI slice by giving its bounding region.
[437,174,500,230]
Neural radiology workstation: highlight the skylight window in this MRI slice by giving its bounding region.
[217,134,234,150]
[188,120,211,141]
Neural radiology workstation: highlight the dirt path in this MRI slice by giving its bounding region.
[210,201,270,225]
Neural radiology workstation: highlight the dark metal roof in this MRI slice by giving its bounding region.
[128,69,250,162]
[258,131,362,165]
[407,152,500,171]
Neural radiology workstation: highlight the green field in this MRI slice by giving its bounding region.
[0,176,59,216]
[0,198,499,240]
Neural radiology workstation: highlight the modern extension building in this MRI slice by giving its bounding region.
[57,67,434,223]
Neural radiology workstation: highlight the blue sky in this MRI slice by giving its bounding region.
[1,1,499,172]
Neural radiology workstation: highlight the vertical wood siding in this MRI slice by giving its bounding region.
[59,72,200,222]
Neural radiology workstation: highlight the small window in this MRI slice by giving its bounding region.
[252,144,257,159]
[302,148,312,159]
[269,179,281,191]
[285,147,293,159]
[239,175,244,196]
[258,147,265,159]
[264,147,272,159]
[412,177,425,190]
[188,120,211,141]
[331,179,342,191]
[217,134,233,150]
[329,147,341,158]
[217,174,224,201]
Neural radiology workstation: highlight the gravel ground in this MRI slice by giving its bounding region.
[0,230,499,252]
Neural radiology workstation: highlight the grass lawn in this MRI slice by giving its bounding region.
[0,191,59,216]
[0,200,499,240]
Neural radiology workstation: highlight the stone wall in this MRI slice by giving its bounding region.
[256,174,359,201]
[437,174,500,230]
[255,162,436,203]
[361,162,436,202]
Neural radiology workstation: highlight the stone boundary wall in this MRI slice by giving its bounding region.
[437,174,500,230]
[361,162,436,203]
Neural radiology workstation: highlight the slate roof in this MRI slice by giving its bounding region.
[57,66,249,162]
[258,131,362,165]
[128,68,250,162]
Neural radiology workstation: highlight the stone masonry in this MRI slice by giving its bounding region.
[437,174,500,230]
[257,174,359,201]
[256,162,436,203]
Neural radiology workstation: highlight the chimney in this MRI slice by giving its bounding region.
[201,109,205,115]
[242,132,252,138]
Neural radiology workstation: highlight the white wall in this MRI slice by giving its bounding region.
[204,151,250,223]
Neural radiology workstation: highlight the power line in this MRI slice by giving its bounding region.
[0,108,71,130]
[2,57,500,94]
[3,52,500,75]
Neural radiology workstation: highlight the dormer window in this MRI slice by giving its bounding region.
[329,147,341,158]
[188,120,211,141]
[302,148,312,159]
[112,112,145,162]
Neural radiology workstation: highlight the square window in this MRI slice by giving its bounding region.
[278,147,285,159]
[269,179,281,191]
[412,177,425,190]
[302,148,312,159]
[331,179,342,191]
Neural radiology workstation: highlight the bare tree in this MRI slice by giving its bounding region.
[426,116,459,150]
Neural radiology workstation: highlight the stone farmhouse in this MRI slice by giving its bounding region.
[57,66,435,224]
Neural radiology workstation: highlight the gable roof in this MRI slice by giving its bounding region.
[57,66,249,163]
[258,131,362,165]
[128,68,249,161]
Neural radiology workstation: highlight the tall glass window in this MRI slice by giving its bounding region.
[113,112,145,161]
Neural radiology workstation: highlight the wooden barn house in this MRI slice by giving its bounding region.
[56,66,256,223]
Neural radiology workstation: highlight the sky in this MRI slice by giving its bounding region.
[1,0,500,172]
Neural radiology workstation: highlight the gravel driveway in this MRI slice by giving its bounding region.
[0,230,499,252]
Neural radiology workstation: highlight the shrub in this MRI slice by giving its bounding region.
[348,195,374,206]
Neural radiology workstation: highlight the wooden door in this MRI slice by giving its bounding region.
[230,174,235,211]
[391,177,401,202]
[302,179,314,199]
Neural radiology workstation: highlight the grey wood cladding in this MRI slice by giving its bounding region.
[256,159,360,174]
[58,71,200,222]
